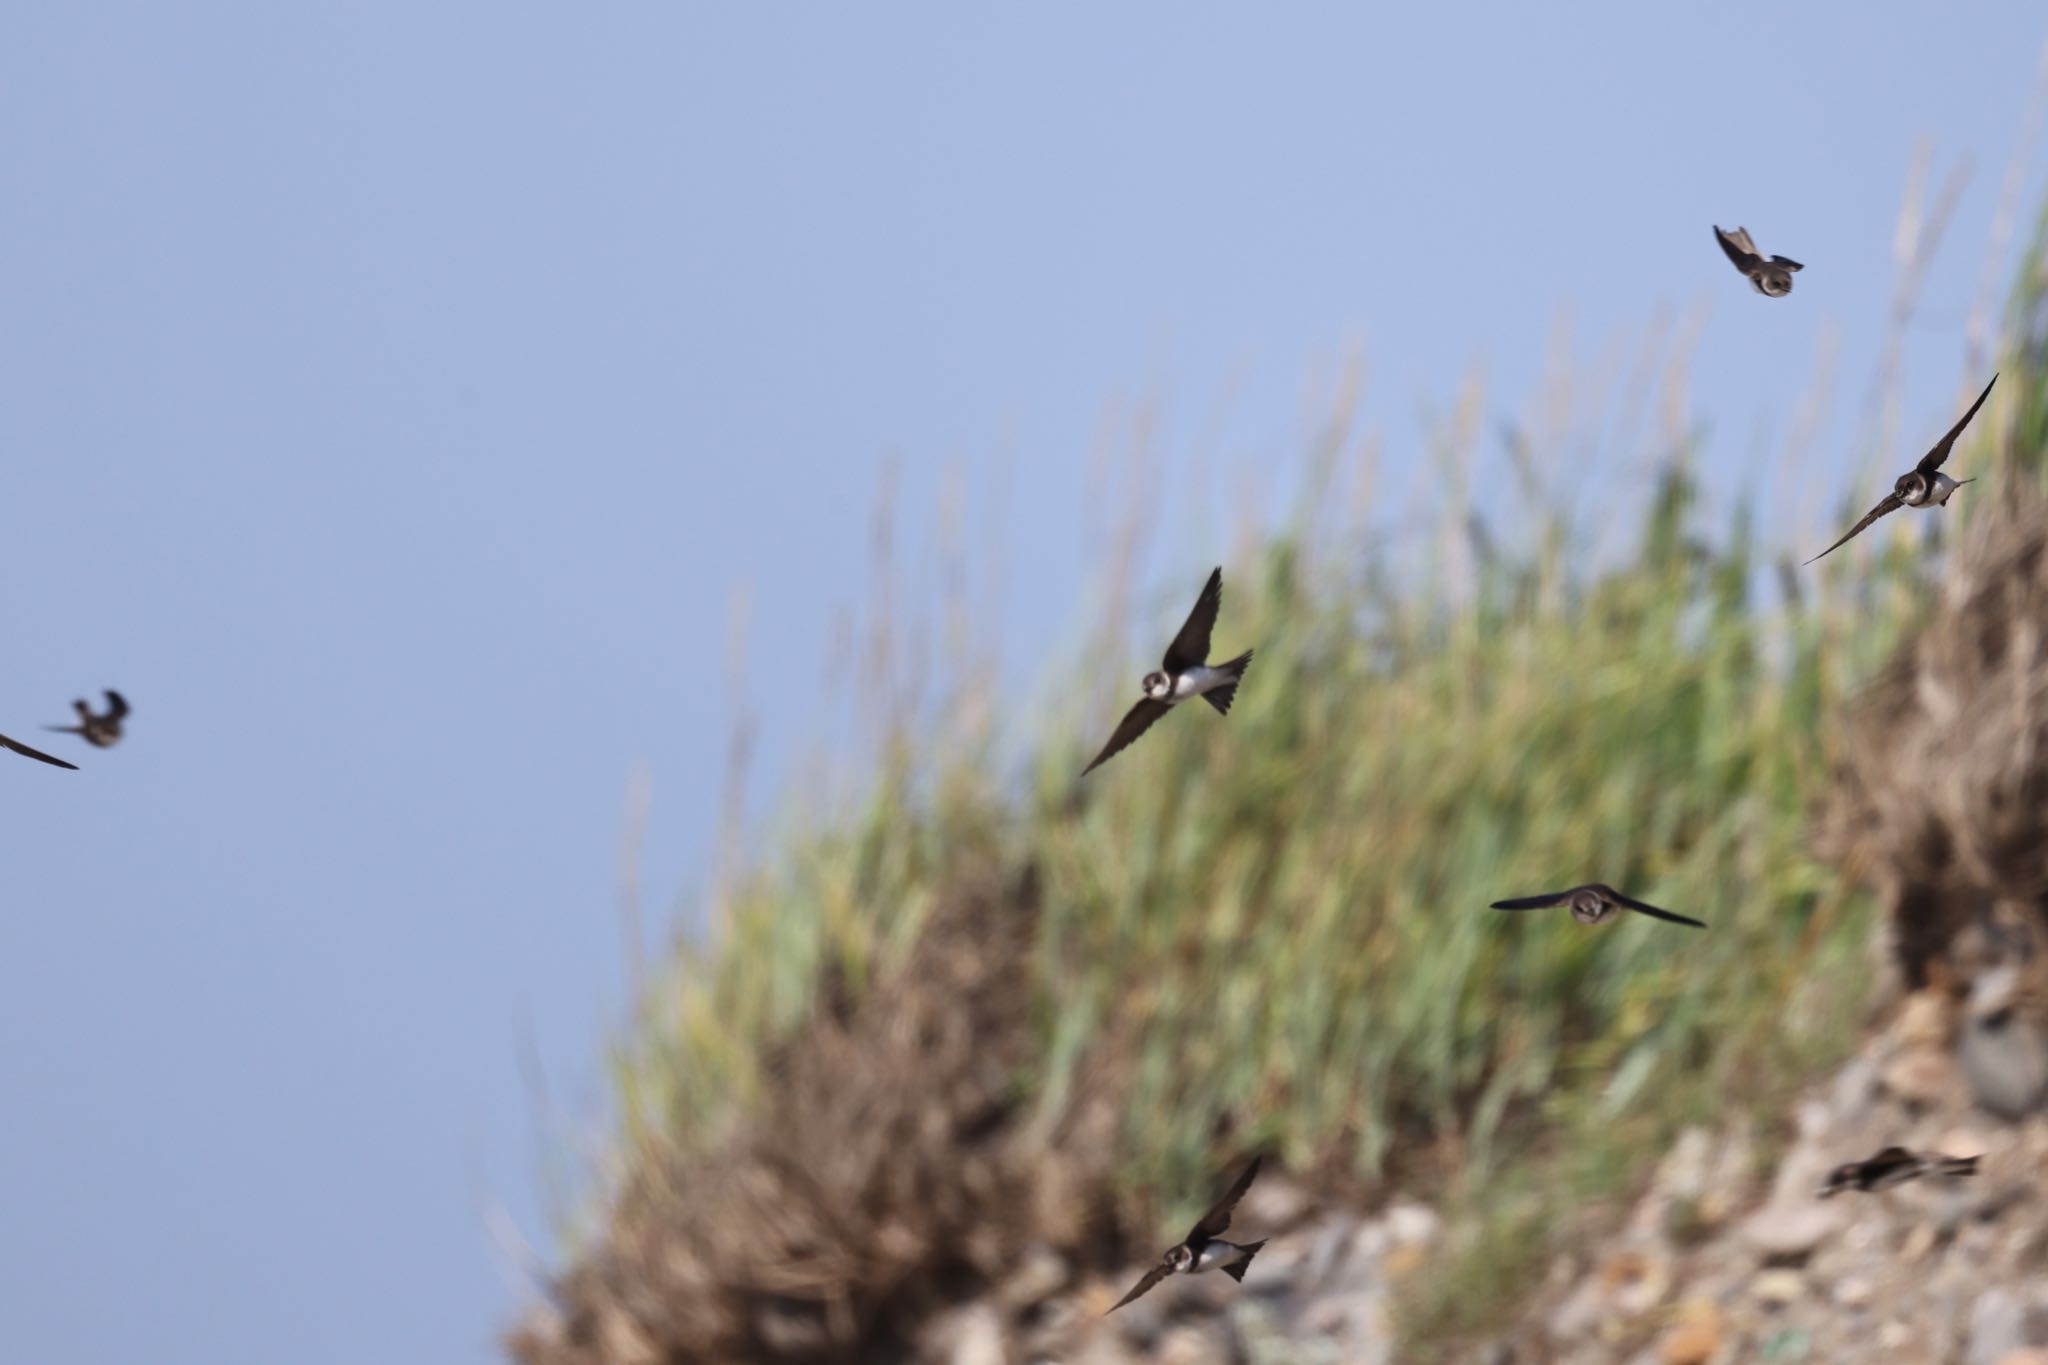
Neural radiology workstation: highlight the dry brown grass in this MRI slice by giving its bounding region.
[507,867,1124,1364]
[1816,475,2048,989]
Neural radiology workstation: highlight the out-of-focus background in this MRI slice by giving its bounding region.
[6,6,2048,1363]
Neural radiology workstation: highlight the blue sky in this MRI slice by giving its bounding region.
[1,6,2043,1362]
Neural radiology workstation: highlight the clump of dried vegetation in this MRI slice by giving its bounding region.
[1818,302,2048,987]
[512,870,1117,1362]
[509,192,2048,1362]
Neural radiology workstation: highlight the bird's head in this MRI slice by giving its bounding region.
[1896,471,1931,506]
[1816,1164,1857,1198]
[1141,671,1172,700]
[1164,1245,1195,1273]
[1568,891,1610,925]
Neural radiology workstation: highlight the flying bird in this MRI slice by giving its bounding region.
[1713,224,1803,297]
[1818,1147,1978,1197]
[46,689,129,748]
[0,731,77,770]
[1806,374,1998,564]
[1490,883,1705,929]
[1081,567,1252,777]
[1108,1156,1268,1313]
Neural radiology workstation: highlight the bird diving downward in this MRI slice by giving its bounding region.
[1714,225,1804,297]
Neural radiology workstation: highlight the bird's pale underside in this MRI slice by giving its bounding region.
[1108,1156,1268,1312]
[1082,567,1253,777]
[1714,224,1803,297]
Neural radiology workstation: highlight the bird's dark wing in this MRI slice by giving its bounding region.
[1714,225,1760,272]
[0,732,79,770]
[1610,890,1707,928]
[103,690,129,720]
[1081,699,1171,777]
[1804,493,1905,564]
[1860,1148,1925,1185]
[1772,256,1805,272]
[1188,1155,1262,1244]
[1489,890,1573,911]
[1106,1263,1171,1314]
[1163,567,1223,674]
[1917,373,1998,474]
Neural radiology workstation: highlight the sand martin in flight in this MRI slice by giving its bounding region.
[1818,1146,1978,1197]
[1108,1156,1268,1313]
[1490,883,1705,929]
[1714,225,1803,297]
[47,689,129,748]
[1806,374,1997,564]
[1081,567,1252,777]
[0,730,77,770]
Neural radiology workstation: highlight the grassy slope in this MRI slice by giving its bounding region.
[588,203,2048,1354]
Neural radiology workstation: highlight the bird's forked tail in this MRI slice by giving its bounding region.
[1221,1240,1266,1282]
[1202,650,1254,716]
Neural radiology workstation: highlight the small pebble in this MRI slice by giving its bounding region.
[1752,1269,1807,1307]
